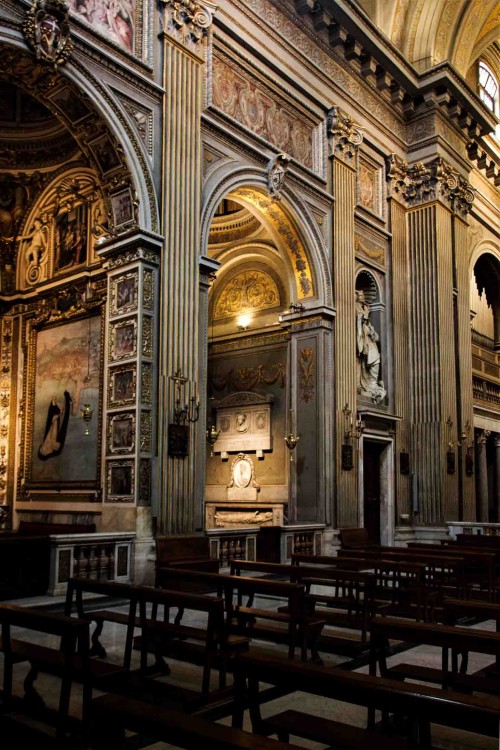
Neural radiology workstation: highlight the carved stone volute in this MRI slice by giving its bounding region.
[327,106,363,163]
[161,0,217,52]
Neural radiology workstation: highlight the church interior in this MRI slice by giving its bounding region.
[0,0,499,747]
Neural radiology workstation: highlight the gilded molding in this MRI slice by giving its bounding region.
[0,319,13,512]
[386,155,475,215]
[211,363,286,392]
[327,107,363,164]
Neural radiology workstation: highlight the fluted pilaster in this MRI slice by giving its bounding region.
[388,155,474,525]
[328,107,362,526]
[454,216,475,519]
[158,2,216,534]
[387,191,410,519]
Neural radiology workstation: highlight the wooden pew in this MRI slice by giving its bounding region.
[337,548,466,610]
[231,650,500,749]
[136,585,248,695]
[64,577,140,666]
[91,692,306,750]
[155,534,219,585]
[155,566,324,661]
[230,558,378,652]
[369,614,500,696]
[292,553,429,622]
[0,602,127,742]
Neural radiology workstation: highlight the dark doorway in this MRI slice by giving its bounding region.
[363,441,384,544]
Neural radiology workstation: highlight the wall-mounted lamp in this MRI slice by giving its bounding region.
[80,403,94,436]
[284,408,300,462]
[171,369,200,425]
[343,403,364,441]
[206,424,220,458]
[237,313,252,331]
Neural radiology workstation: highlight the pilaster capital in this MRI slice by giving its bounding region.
[386,155,475,215]
[327,107,363,165]
[161,0,217,53]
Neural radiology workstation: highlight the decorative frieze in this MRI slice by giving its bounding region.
[327,107,363,164]
[386,155,475,215]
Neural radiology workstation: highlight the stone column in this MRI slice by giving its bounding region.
[387,157,474,526]
[477,430,491,523]
[328,107,363,527]
[158,0,217,534]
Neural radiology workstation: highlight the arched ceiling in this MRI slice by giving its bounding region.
[353,0,500,76]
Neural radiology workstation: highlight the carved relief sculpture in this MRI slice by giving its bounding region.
[268,153,291,200]
[23,0,73,69]
[355,290,386,403]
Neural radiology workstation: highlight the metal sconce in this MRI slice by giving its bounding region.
[206,424,220,458]
[171,369,200,425]
[343,403,364,441]
[80,403,94,436]
[284,408,300,462]
[342,404,363,472]
[168,369,200,458]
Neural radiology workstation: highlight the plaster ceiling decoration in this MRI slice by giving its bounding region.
[352,0,500,75]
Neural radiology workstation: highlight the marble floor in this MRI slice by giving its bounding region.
[0,593,498,749]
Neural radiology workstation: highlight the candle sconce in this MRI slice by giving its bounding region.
[168,369,200,458]
[171,369,200,425]
[343,403,364,441]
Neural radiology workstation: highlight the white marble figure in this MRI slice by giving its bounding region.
[356,289,386,403]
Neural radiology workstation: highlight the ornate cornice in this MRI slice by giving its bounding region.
[161,0,217,53]
[327,106,363,164]
[386,155,475,216]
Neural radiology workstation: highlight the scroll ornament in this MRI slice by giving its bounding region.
[23,0,73,69]
[162,0,217,45]
[327,106,363,158]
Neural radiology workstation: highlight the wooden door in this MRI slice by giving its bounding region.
[363,441,384,544]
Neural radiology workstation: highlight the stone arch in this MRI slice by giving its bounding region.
[469,243,500,350]
[0,38,157,235]
[201,165,331,309]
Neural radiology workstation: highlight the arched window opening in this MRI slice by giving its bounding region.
[478,61,499,115]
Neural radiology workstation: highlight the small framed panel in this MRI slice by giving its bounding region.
[110,319,137,361]
[168,424,189,457]
[107,460,135,503]
[109,365,137,407]
[48,85,92,125]
[108,413,135,453]
[88,134,121,177]
[111,187,134,228]
[341,444,354,471]
[111,271,138,316]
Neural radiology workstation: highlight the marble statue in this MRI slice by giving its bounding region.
[356,289,386,403]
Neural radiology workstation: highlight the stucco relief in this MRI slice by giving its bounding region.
[212,55,313,169]
[214,270,280,319]
[243,0,406,140]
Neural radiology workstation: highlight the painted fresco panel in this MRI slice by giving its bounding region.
[29,315,101,486]
[69,1,135,54]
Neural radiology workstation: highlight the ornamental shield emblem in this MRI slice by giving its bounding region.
[23,0,72,68]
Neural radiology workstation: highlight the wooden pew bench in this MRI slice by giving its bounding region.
[91,692,306,750]
[231,650,500,749]
[155,534,219,587]
[136,585,248,696]
[156,566,324,661]
[230,558,378,655]
[0,602,127,743]
[369,615,500,697]
[64,577,140,667]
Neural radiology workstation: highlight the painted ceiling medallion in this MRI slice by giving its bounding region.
[23,0,73,69]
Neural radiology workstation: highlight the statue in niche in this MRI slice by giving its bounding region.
[19,216,49,285]
[355,289,386,403]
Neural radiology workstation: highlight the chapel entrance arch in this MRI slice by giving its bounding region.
[201,184,333,548]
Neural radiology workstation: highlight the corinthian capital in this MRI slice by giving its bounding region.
[386,155,474,214]
[162,0,217,51]
[327,106,363,164]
